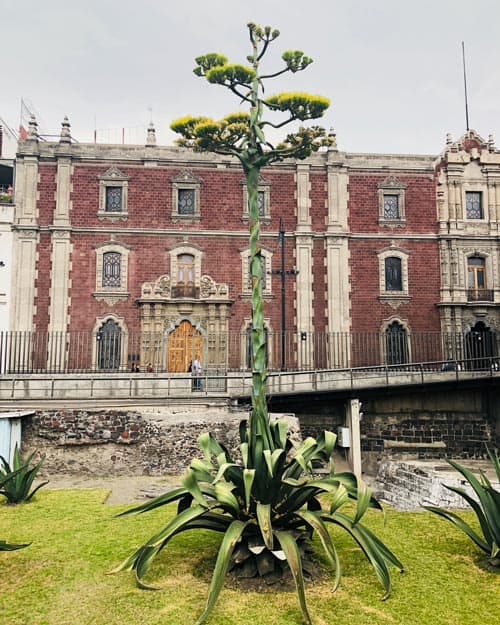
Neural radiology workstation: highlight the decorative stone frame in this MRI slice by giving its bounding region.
[377,176,407,227]
[169,244,203,288]
[242,176,271,222]
[380,316,412,363]
[171,170,202,222]
[98,166,129,221]
[463,249,493,298]
[377,245,410,308]
[91,313,129,371]
[463,187,486,221]
[240,247,273,296]
[93,241,130,305]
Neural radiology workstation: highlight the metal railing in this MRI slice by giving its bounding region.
[0,329,498,375]
[467,288,494,302]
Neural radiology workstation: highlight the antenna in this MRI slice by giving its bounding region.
[462,41,470,131]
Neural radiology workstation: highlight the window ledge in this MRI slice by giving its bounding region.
[171,213,201,223]
[97,210,128,221]
[378,218,407,228]
[240,293,275,301]
[378,294,410,309]
[93,291,129,305]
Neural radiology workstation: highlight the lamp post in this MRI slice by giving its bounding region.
[271,218,298,370]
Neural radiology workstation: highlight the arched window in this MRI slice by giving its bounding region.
[465,321,498,370]
[97,319,122,370]
[385,320,408,365]
[94,242,129,304]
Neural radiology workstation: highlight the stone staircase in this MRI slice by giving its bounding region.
[373,458,499,510]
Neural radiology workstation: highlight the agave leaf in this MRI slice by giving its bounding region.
[115,487,190,517]
[182,469,210,508]
[262,449,273,476]
[0,539,30,551]
[352,477,372,525]
[297,509,341,591]
[248,534,266,554]
[197,432,214,462]
[238,419,249,445]
[424,506,490,554]
[274,530,312,625]
[294,437,316,454]
[272,418,289,449]
[446,459,500,545]
[256,550,276,575]
[486,446,500,482]
[243,468,255,511]
[24,479,50,502]
[352,520,405,572]
[232,541,252,564]
[442,484,495,546]
[277,485,321,517]
[240,442,249,468]
[111,504,212,577]
[327,511,395,599]
[214,482,240,513]
[257,502,274,550]
[195,519,248,625]
[190,457,215,480]
[212,462,238,484]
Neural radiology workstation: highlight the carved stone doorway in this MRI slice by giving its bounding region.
[168,320,202,373]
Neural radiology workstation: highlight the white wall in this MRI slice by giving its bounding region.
[0,204,14,333]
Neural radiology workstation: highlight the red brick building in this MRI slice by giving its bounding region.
[8,116,500,372]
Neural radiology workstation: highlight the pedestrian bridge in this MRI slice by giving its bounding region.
[0,360,498,407]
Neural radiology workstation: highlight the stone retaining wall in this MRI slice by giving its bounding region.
[21,406,300,477]
[375,459,500,510]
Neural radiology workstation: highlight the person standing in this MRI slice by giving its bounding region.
[192,357,202,390]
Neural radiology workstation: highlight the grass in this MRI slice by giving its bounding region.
[1,487,499,625]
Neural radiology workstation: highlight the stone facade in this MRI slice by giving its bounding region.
[7,118,500,374]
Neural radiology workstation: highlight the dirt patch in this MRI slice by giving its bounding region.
[44,474,183,505]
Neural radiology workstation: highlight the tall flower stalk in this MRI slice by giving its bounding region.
[114,23,403,625]
[171,23,332,452]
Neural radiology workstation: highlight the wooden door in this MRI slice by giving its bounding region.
[168,321,202,372]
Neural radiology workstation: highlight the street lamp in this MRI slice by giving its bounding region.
[271,218,298,370]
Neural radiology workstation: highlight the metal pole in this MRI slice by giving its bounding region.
[462,41,470,131]
[279,219,286,370]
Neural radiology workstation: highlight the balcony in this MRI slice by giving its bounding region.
[171,285,199,299]
[467,288,494,302]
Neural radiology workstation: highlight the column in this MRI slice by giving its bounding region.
[294,163,313,368]
[47,118,73,369]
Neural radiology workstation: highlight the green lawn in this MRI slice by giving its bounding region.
[1,487,498,625]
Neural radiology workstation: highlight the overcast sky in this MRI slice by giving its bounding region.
[2,0,499,156]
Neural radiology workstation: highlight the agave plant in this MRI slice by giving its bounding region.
[114,22,403,625]
[0,539,30,551]
[424,447,500,568]
[113,420,403,625]
[0,445,48,504]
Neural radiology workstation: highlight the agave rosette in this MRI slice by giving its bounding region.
[113,419,403,625]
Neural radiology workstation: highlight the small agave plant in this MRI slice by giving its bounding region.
[0,445,48,504]
[424,447,500,568]
[112,421,403,625]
